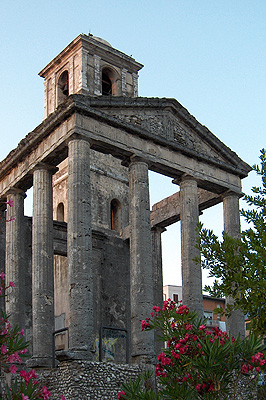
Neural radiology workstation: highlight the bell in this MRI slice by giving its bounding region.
[62,83,69,96]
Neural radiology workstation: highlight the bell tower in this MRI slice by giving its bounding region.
[39,34,143,118]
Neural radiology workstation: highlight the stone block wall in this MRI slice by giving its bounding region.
[35,361,145,400]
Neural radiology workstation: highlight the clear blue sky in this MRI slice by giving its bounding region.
[1,1,265,286]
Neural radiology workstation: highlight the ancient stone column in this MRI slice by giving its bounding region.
[151,225,165,356]
[129,156,155,363]
[0,209,6,313]
[151,226,165,309]
[67,136,93,359]
[223,191,245,338]
[180,175,203,316]
[5,189,26,331]
[31,164,56,367]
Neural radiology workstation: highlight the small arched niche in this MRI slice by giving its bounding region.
[102,67,117,96]
[57,70,69,105]
[57,202,65,222]
[110,198,122,231]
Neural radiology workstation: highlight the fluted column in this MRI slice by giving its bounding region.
[0,209,6,313]
[129,156,155,363]
[67,136,93,359]
[31,164,56,367]
[151,226,165,309]
[223,191,245,338]
[5,189,26,331]
[151,225,165,356]
[180,175,203,316]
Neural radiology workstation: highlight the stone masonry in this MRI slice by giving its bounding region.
[0,34,251,397]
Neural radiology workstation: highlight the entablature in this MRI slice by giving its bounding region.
[0,95,249,199]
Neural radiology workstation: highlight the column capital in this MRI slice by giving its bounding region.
[222,190,244,200]
[67,133,93,147]
[6,187,27,199]
[122,154,150,168]
[173,173,198,186]
[32,162,58,175]
[130,154,149,165]
[151,225,167,234]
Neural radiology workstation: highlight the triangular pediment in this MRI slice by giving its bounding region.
[87,96,250,177]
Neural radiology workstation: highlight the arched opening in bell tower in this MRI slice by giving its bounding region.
[110,198,122,231]
[57,70,69,105]
[102,68,115,95]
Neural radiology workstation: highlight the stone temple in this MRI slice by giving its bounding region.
[0,34,251,397]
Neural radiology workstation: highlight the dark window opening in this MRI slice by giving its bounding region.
[57,202,64,222]
[58,71,69,105]
[173,294,178,303]
[102,69,112,95]
[111,199,122,231]
[245,322,251,331]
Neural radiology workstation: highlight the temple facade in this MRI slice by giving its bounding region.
[0,34,251,372]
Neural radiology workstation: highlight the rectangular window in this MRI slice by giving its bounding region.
[173,294,178,303]
[246,322,251,331]
[204,311,212,320]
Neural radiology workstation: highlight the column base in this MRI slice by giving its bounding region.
[56,347,93,362]
[131,353,156,366]
[26,356,53,368]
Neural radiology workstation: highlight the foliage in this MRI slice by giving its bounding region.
[0,272,58,400]
[0,277,28,375]
[118,300,266,399]
[196,149,266,335]
[0,199,66,400]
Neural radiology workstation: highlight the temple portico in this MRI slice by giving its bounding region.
[0,34,251,368]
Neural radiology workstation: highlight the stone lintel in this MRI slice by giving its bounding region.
[150,188,222,228]
[222,189,244,199]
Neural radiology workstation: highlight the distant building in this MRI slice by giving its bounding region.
[163,285,226,331]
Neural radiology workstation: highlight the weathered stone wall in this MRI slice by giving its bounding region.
[35,361,145,400]
[22,216,131,360]
[52,149,131,357]
[30,361,258,400]
[90,151,129,230]
[53,151,129,229]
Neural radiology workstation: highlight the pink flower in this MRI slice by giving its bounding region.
[0,272,5,281]
[141,319,150,331]
[8,351,22,364]
[241,363,249,374]
[199,324,206,330]
[176,305,189,315]
[6,199,14,207]
[9,281,15,287]
[19,328,25,336]
[118,391,126,399]
[196,384,201,392]
[41,386,51,399]
[10,364,17,374]
[60,396,66,400]
[22,395,29,400]
[21,370,30,384]
[1,345,7,354]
